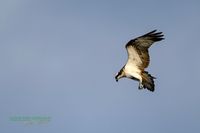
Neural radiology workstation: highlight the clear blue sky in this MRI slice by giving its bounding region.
[1,0,200,133]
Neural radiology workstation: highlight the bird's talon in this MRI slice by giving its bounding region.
[138,84,144,89]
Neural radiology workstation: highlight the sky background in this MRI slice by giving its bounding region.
[0,0,200,133]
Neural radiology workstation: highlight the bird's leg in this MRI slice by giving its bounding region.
[138,80,144,90]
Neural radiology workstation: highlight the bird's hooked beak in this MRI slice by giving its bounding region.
[115,77,118,82]
[115,73,119,82]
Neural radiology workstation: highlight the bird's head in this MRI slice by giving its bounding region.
[115,68,125,82]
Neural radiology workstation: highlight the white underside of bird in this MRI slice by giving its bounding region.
[124,62,143,88]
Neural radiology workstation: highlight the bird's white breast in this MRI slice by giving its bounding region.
[124,61,142,80]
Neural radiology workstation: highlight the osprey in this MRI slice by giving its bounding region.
[115,30,164,92]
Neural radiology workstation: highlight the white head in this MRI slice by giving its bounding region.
[115,68,125,82]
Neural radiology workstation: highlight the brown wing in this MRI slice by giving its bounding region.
[125,30,164,69]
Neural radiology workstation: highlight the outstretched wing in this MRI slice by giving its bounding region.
[125,30,164,70]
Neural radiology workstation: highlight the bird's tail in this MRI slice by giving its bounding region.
[141,71,156,92]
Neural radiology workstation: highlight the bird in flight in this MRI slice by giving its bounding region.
[115,30,164,92]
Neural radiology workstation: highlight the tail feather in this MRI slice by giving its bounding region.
[141,71,156,92]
